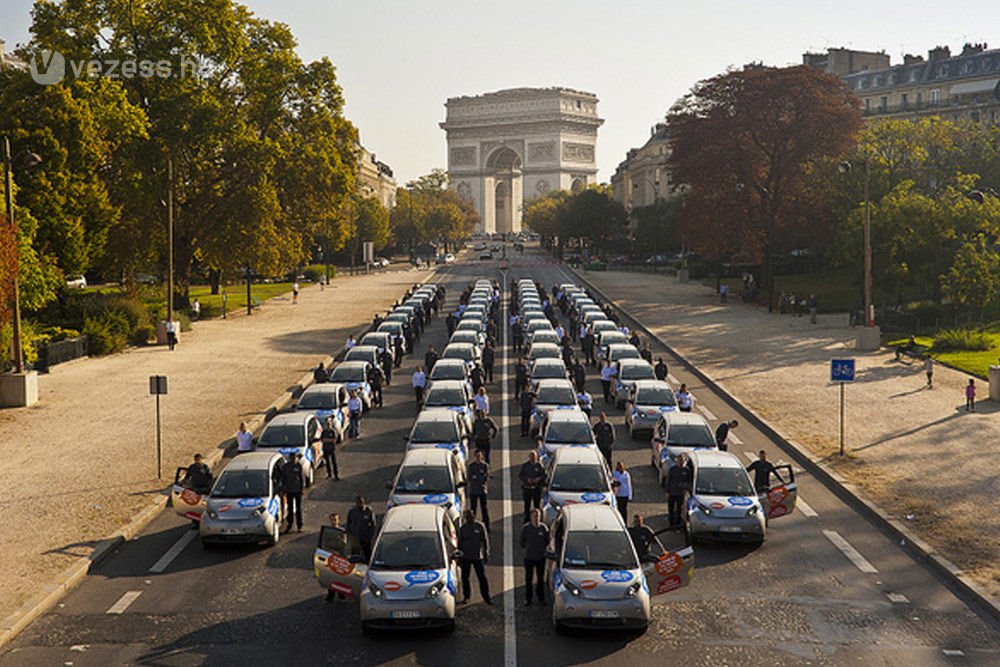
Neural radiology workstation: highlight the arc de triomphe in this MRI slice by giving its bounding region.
[440,87,604,234]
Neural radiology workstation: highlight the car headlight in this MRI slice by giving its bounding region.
[368,581,384,598]
[563,579,582,597]
[207,510,219,519]
[426,581,445,598]
[746,505,759,517]
[623,581,642,599]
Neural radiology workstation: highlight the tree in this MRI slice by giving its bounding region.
[523,191,568,249]
[343,196,390,267]
[942,235,1000,318]
[388,171,478,253]
[631,195,683,255]
[560,186,628,255]
[668,65,862,309]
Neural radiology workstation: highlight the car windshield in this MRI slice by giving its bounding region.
[211,470,269,498]
[258,424,303,446]
[621,365,655,381]
[371,531,445,570]
[457,321,482,331]
[424,387,466,407]
[443,347,473,361]
[532,333,558,343]
[667,424,716,448]
[298,392,338,410]
[636,387,676,405]
[536,386,576,405]
[331,366,365,382]
[562,530,637,570]
[550,464,606,491]
[410,421,461,443]
[360,335,386,347]
[530,347,558,359]
[394,465,453,494]
[695,467,755,497]
[546,420,594,444]
[451,333,477,344]
[430,364,465,381]
[345,349,373,363]
[602,333,627,344]
[533,365,564,378]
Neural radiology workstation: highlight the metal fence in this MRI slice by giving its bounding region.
[37,336,89,372]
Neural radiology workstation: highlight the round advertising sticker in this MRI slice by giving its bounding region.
[579,579,598,590]
[655,553,683,576]
[657,575,682,594]
[768,487,788,504]
[180,489,201,506]
[383,581,402,592]
[326,553,354,576]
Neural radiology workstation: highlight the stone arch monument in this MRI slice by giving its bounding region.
[441,87,603,234]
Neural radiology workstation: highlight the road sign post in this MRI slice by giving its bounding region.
[830,359,855,456]
[149,375,168,479]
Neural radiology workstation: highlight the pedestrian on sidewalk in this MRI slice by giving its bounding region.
[235,422,255,454]
[313,362,329,384]
[472,409,498,464]
[282,452,305,532]
[599,360,616,403]
[966,379,976,412]
[458,509,492,605]
[654,357,668,382]
[292,281,300,304]
[612,461,632,520]
[483,343,496,383]
[809,294,818,324]
[467,450,490,525]
[924,355,934,388]
[519,451,546,520]
[676,383,694,412]
[191,298,201,321]
[166,319,178,351]
[347,390,363,438]
[321,417,340,480]
[592,412,615,468]
[412,366,427,406]
[715,419,738,452]
[347,496,376,562]
[520,509,549,606]
[666,454,691,526]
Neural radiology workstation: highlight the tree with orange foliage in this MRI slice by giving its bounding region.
[668,65,861,309]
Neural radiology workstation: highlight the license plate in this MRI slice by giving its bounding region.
[590,610,620,619]
[719,526,742,533]
[222,528,243,535]
[391,610,421,619]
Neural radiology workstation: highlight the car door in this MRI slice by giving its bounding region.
[760,464,798,519]
[171,467,207,521]
[451,455,467,514]
[642,531,695,596]
[651,417,668,469]
[314,526,367,598]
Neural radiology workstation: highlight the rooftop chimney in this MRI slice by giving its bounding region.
[928,46,951,62]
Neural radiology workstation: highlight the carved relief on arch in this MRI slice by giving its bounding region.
[456,181,473,201]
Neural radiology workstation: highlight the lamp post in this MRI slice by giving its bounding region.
[166,157,174,326]
[840,159,879,349]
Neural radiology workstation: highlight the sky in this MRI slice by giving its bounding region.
[2,1,999,185]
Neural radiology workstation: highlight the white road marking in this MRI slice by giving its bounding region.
[727,432,743,446]
[796,498,818,517]
[823,529,878,574]
[697,405,717,421]
[149,530,197,573]
[499,274,517,667]
[667,374,680,386]
[942,649,965,657]
[742,450,757,463]
[887,592,910,604]
[106,590,143,615]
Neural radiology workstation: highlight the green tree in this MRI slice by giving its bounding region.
[942,235,1000,317]
[631,195,683,255]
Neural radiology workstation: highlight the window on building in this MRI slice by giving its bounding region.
[939,64,949,77]
[916,92,923,104]
[874,75,883,87]
[901,93,909,107]
[910,69,919,82]
[865,98,872,112]
[963,61,973,74]
[930,89,940,104]
[879,96,888,111]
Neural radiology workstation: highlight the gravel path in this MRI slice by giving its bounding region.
[0,267,432,622]
[580,269,1000,600]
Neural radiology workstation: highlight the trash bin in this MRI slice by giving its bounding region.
[990,365,1000,402]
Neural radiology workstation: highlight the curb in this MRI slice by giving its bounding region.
[567,264,1000,626]
[0,271,443,652]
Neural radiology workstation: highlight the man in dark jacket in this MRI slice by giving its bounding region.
[514,358,528,399]
[654,357,668,382]
[666,454,692,527]
[472,410,499,464]
[482,344,496,383]
[519,508,549,606]
[571,360,586,393]
[313,362,329,384]
[470,365,485,393]
[581,329,595,366]
[367,363,384,408]
[282,452,305,532]
[627,514,656,559]
[592,412,615,468]
[746,450,783,493]
[380,348,393,385]
[715,419,738,452]
[321,417,339,480]
[518,451,546,520]
[458,509,492,605]
[185,454,213,494]
[518,387,536,437]
[467,450,490,525]
[424,345,438,372]
[346,495,376,561]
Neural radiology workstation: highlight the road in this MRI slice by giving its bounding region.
[3,251,998,666]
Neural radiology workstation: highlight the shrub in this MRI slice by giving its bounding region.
[83,315,128,355]
[933,328,991,352]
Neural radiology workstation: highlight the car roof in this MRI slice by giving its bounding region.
[401,447,453,467]
[607,343,637,352]
[634,379,671,390]
[335,360,368,370]
[414,408,461,423]
[347,345,379,354]
[546,409,588,424]
[444,342,474,351]
[530,342,560,351]
[382,504,446,533]
[536,378,574,391]
[433,358,467,367]
[667,412,711,427]
[266,412,314,426]
[552,446,604,466]
[300,383,345,397]
[221,451,283,472]
[563,504,626,531]
[689,449,744,469]
[426,380,466,391]
[618,358,650,369]
[533,358,565,367]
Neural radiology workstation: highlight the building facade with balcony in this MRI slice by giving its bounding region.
[610,122,675,213]
[356,140,396,210]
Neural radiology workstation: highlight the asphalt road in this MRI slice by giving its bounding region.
[3,251,998,667]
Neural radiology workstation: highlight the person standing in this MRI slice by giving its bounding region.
[458,509,492,605]
[714,419,738,452]
[576,388,593,419]
[282,452,305,532]
[612,461,632,521]
[518,386,536,438]
[514,358,528,400]
[676,383,694,412]
[581,327,596,366]
[746,450,783,493]
[346,390,363,439]
[666,454,692,526]
[808,294,818,324]
[191,298,201,321]
[482,343,496,384]
[380,348,393,386]
[324,513,348,601]
[474,386,490,415]
[165,319,178,351]
[346,495,376,562]
[924,355,934,388]
[640,345,653,364]
[470,365,485,394]
[184,453,213,494]
[519,509,549,606]
[321,417,340,480]
[412,366,427,406]
[393,334,404,368]
[518,451,546,520]
[592,412,615,468]
[512,318,524,353]
[292,281,300,304]
[966,379,976,412]
[571,359,586,393]
[467,450,491,525]
[367,363,384,408]
[313,362,329,384]
[424,345,438,373]
[471,410,499,464]
[599,360,616,403]
[235,422,255,454]
[344,334,356,352]
[654,357,668,382]
[627,514,656,560]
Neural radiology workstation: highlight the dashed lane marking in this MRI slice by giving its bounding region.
[942,649,965,657]
[727,432,743,446]
[697,405,717,421]
[796,498,818,517]
[667,374,681,386]
[149,530,197,574]
[887,592,910,604]
[106,590,143,615]
[823,529,878,574]
[500,273,517,667]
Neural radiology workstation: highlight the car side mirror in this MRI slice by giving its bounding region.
[545,549,557,561]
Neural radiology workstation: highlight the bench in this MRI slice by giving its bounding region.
[894,341,928,361]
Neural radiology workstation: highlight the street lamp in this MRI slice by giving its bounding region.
[840,159,879,349]
[166,157,174,326]
[3,136,42,375]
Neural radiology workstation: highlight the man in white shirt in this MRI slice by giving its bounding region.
[676,383,694,412]
[412,366,427,406]
[612,461,633,520]
[235,422,254,453]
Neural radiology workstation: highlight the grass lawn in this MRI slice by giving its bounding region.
[888,334,1000,379]
[80,282,297,318]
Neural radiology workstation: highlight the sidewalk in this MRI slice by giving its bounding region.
[0,267,431,622]
[581,269,1000,600]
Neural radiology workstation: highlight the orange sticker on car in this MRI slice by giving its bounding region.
[655,552,683,576]
[180,489,201,505]
[579,579,598,590]
[326,553,355,576]
[768,487,788,504]
[656,575,682,594]
[383,581,402,591]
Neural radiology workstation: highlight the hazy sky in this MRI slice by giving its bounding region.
[2,1,999,184]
